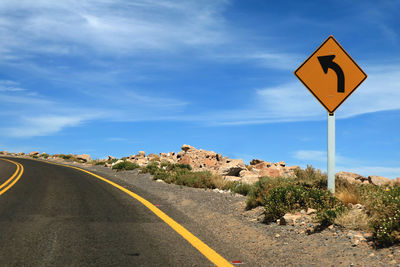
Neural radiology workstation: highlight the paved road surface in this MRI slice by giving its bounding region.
[0,157,223,266]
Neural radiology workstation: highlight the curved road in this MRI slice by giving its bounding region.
[0,157,230,266]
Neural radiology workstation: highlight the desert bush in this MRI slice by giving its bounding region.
[112,161,140,171]
[262,184,344,224]
[40,153,49,159]
[32,155,39,159]
[294,165,327,189]
[90,160,106,166]
[107,158,118,164]
[245,177,295,209]
[224,181,252,196]
[141,161,160,175]
[360,184,400,246]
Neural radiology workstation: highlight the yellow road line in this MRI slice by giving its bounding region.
[44,160,233,267]
[0,158,24,196]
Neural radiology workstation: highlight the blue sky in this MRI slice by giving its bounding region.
[0,0,399,178]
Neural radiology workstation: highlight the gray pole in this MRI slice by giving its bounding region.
[327,113,335,193]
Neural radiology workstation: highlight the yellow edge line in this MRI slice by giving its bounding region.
[0,159,24,196]
[0,159,20,190]
[44,160,233,267]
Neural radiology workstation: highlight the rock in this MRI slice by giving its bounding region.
[29,151,40,156]
[2,151,8,155]
[250,159,264,165]
[218,159,246,176]
[363,232,373,241]
[354,204,364,210]
[138,151,146,157]
[275,234,280,238]
[76,154,92,163]
[156,179,165,183]
[239,170,259,184]
[279,161,286,167]
[108,155,115,161]
[336,172,367,184]
[282,213,302,225]
[213,188,224,193]
[113,159,123,165]
[147,154,160,162]
[306,208,317,215]
[337,172,391,186]
[181,144,196,152]
[369,175,391,186]
[223,176,241,182]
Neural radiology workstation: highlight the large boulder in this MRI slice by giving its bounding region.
[336,172,368,184]
[218,159,246,176]
[177,145,222,171]
[181,144,196,152]
[239,170,259,184]
[369,175,391,186]
[138,151,146,157]
[76,154,92,163]
[29,151,40,156]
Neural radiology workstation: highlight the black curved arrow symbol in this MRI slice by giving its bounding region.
[317,55,345,93]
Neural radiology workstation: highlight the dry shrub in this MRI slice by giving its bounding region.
[335,177,361,205]
[335,208,369,231]
[210,174,228,189]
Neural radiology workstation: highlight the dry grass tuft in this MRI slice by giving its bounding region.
[211,174,229,189]
[335,208,369,231]
[335,177,360,205]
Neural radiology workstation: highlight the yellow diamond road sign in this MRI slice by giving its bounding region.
[294,36,367,114]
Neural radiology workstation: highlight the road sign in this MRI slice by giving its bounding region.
[294,36,367,114]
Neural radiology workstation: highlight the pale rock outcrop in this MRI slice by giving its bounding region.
[108,155,115,161]
[147,154,160,162]
[138,151,146,157]
[369,175,391,186]
[181,144,196,152]
[29,151,40,156]
[250,160,298,178]
[76,154,92,163]
[239,170,260,184]
[336,172,368,184]
[218,159,247,176]
[336,172,391,185]
[177,147,223,172]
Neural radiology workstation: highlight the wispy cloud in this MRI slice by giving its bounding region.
[0,0,230,57]
[292,149,400,179]
[4,115,87,138]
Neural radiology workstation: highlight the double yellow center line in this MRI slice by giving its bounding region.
[0,158,24,196]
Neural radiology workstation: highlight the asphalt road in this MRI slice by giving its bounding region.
[0,157,219,266]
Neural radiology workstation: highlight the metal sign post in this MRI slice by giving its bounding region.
[327,113,335,193]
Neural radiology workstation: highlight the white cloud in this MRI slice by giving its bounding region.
[4,115,86,137]
[292,150,326,162]
[292,149,400,179]
[0,0,229,57]
[246,52,302,70]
